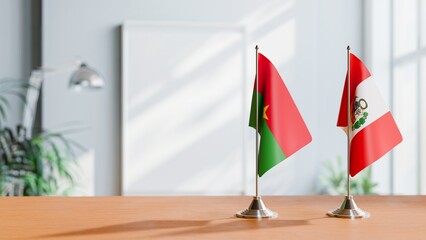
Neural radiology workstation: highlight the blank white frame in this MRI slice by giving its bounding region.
[121,21,248,195]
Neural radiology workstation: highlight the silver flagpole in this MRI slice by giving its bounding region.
[327,46,369,219]
[236,45,277,219]
[347,45,351,198]
[255,45,259,198]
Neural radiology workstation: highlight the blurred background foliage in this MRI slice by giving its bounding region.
[0,79,81,196]
[319,156,378,195]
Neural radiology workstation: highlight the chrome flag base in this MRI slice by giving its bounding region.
[327,195,370,219]
[236,196,278,219]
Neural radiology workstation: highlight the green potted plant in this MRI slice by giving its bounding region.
[0,79,81,196]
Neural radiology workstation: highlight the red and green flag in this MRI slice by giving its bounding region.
[249,53,312,177]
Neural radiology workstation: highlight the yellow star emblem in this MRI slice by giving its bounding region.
[263,105,270,120]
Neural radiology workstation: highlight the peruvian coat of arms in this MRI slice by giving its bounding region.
[352,96,368,130]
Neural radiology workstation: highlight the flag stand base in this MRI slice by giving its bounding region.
[327,195,370,219]
[236,196,277,219]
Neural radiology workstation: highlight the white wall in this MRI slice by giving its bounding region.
[315,0,364,191]
[42,0,363,195]
[0,0,32,127]
[365,0,425,195]
[364,0,393,194]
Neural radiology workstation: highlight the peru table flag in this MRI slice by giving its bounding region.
[249,53,312,177]
[337,53,402,176]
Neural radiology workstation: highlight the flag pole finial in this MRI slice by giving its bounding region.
[347,45,351,51]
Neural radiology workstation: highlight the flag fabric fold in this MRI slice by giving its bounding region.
[337,53,403,176]
[249,53,312,177]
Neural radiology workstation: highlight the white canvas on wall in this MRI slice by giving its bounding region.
[121,21,248,195]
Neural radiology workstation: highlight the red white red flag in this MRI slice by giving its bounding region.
[337,53,403,176]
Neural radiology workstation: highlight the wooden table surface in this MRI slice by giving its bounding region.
[1,196,425,239]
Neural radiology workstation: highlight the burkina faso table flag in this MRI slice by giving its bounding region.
[236,45,311,219]
[249,52,312,177]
